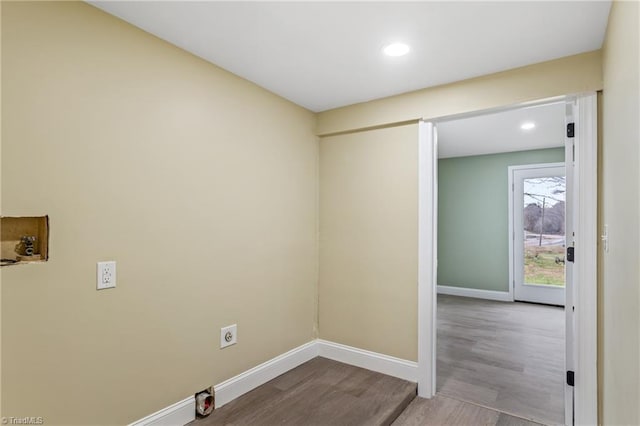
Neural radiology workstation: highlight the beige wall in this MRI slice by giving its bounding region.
[319,124,418,361]
[4,1,635,424]
[317,51,603,135]
[318,50,604,366]
[600,1,640,424]
[1,2,318,425]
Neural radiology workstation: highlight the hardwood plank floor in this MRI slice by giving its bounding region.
[191,295,564,425]
[193,357,417,426]
[392,395,543,426]
[437,295,565,425]
[192,355,551,426]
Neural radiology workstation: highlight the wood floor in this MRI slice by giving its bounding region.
[192,356,543,426]
[392,395,542,426]
[437,294,565,425]
[194,357,417,426]
[192,295,563,426]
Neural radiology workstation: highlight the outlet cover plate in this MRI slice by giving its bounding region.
[97,261,116,290]
[220,324,237,348]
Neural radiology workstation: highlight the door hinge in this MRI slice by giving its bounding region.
[567,123,575,138]
[567,246,575,262]
[567,370,575,387]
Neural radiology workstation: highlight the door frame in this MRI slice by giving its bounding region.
[417,93,598,425]
[508,162,567,306]
[417,121,438,397]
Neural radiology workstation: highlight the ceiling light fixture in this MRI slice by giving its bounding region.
[520,122,536,130]
[383,43,410,57]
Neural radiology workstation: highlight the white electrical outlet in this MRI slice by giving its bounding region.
[220,324,237,349]
[97,261,116,290]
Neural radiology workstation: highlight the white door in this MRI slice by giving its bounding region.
[511,163,566,306]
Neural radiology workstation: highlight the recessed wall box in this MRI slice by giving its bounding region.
[1,216,49,266]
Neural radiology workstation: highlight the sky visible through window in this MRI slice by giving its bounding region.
[524,176,565,207]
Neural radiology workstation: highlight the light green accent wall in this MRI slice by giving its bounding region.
[438,148,565,292]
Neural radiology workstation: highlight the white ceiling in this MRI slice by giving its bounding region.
[437,102,566,159]
[89,1,611,112]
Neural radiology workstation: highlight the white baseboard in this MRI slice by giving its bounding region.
[438,285,512,302]
[316,339,418,383]
[213,340,318,408]
[131,339,419,425]
[128,396,195,426]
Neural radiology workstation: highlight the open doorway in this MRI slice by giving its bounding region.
[417,94,598,426]
[436,102,567,425]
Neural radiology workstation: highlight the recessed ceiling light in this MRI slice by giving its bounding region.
[520,122,536,130]
[383,43,410,57]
